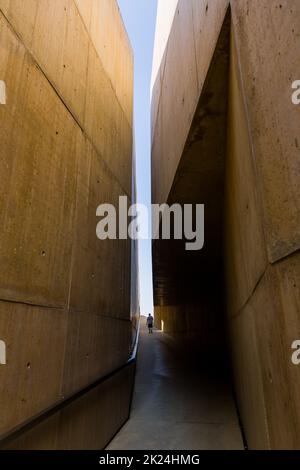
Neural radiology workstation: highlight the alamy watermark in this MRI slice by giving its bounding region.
[0,80,6,105]
[291,340,300,365]
[291,80,300,105]
[96,196,204,251]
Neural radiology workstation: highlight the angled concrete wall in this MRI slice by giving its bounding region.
[0,0,135,448]
[225,1,300,449]
[152,0,230,354]
[152,0,300,449]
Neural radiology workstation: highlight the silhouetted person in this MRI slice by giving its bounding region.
[146,314,154,334]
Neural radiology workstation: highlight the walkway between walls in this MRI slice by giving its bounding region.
[107,323,244,450]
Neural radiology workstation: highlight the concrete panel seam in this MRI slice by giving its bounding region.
[0,9,84,129]
[269,245,300,267]
[0,8,132,200]
[190,1,200,93]
[151,35,170,153]
[230,7,269,264]
[230,264,268,321]
[0,297,65,311]
[72,0,133,130]
[67,310,133,323]
[229,291,271,449]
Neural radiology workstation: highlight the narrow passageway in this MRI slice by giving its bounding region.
[108,324,244,450]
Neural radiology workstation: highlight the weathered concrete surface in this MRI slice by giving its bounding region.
[0,0,132,195]
[152,0,229,206]
[2,364,135,450]
[152,0,300,449]
[229,253,300,449]
[225,27,268,318]
[152,6,231,360]
[0,301,68,435]
[231,0,300,263]
[0,0,134,446]
[225,3,300,449]
[248,255,300,449]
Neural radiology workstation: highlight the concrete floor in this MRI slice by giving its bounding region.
[107,325,244,450]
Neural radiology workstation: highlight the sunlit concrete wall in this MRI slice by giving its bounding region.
[152,0,300,449]
[151,0,178,92]
[0,0,134,448]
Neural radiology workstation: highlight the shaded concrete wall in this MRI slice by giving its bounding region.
[225,1,300,449]
[0,0,134,448]
[2,364,135,450]
[152,0,230,353]
[152,0,300,449]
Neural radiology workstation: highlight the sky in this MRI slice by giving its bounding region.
[117,0,158,315]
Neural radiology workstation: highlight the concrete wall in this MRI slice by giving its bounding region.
[225,1,300,449]
[151,0,178,91]
[0,0,134,448]
[152,0,300,449]
[2,364,135,450]
[152,0,230,352]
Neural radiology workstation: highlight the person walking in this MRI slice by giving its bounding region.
[146,313,154,334]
